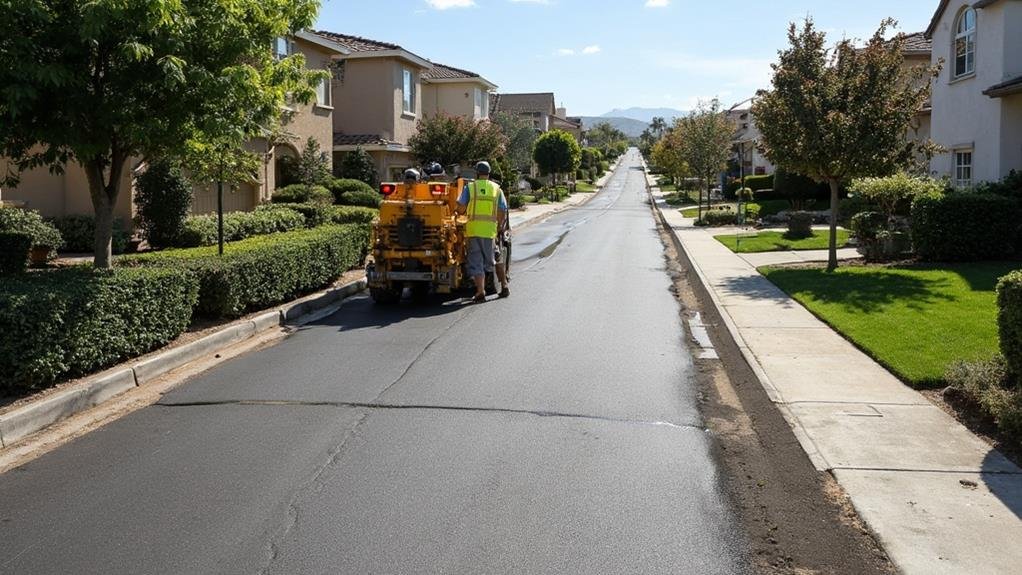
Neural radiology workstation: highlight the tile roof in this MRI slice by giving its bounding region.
[311,31,400,53]
[490,93,555,114]
[333,133,390,147]
[422,62,480,81]
[901,32,932,54]
[984,75,1022,98]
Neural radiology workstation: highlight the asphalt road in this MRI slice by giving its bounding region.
[0,150,750,574]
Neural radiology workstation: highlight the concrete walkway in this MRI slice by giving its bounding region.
[648,181,1022,574]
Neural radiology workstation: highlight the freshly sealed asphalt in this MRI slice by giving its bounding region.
[0,150,751,574]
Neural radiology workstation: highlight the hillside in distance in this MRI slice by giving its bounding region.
[602,107,686,124]
[576,116,649,139]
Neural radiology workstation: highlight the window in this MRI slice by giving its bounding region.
[474,88,483,117]
[954,150,973,188]
[273,37,290,60]
[954,8,976,78]
[402,68,415,115]
[315,76,331,107]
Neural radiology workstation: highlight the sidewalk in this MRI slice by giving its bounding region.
[647,178,1022,574]
[509,159,616,229]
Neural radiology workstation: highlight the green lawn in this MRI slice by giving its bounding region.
[761,262,1020,387]
[575,181,597,193]
[715,230,850,253]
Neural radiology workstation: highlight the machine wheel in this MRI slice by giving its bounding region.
[370,287,400,305]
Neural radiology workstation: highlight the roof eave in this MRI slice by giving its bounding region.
[341,49,432,69]
[423,77,498,90]
[295,30,351,55]
[927,0,1002,38]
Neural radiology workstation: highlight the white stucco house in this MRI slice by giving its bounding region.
[925,0,1022,187]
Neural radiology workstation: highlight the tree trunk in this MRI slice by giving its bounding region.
[84,159,119,269]
[827,178,840,272]
[93,198,115,269]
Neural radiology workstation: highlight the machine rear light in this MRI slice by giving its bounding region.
[430,184,446,197]
[380,184,397,196]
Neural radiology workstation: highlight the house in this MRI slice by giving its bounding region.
[728,108,775,177]
[310,31,432,182]
[900,32,935,159]
[489,93,582,139]
[421,63,497,121]
[926,0,1022,187]
[0,31,343,221]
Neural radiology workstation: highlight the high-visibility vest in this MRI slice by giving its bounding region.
[466,179,502,238]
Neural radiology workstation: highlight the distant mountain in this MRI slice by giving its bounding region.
[576,116,649,139]
[602,107,686,124]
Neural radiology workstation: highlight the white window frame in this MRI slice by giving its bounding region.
[315,76,331,108]
[273,37,291,61]
[954,149,973,188]
[953,8,976,79]
[401,68,415,115]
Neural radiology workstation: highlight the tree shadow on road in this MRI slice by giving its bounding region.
[299,293,474,332]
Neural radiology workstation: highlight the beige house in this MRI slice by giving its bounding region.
[490,93,582,140]
[311,31,432,183]
[421,63,496,121]
[728,108,775,176]
[901,32,934,152]
[926,0,1022,186]
[0,31,343,222]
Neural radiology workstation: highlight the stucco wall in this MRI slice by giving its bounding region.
[422,82,487,119]
[333,58,423,146]
[1001,1,1022,80]
[0,156,134,224]
[1001,94,1022,176]
[929,0,1006,183]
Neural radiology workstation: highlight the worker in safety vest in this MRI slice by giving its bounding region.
[456,161,509,303]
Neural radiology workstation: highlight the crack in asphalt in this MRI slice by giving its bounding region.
[159,400,707,432]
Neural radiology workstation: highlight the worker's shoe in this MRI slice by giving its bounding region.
[472,293,487,303]
[498,287,510,299]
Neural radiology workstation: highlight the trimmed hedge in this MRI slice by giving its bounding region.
[0,267,199,392]
[743,174,774,192]
[0,232,31,275]
[787,211,814,239]
[998,271,1022,378]
[272,184,333,205]
[329,206,378,225]
[338,190,383,208]
[257,203,330,228]
[175,208,306,248]
[327,178,376,203]
[124,225,369,318]
[49,214,130,254]
[911,193,1022,261]
[701,211,738,226]
[0,205,63,253]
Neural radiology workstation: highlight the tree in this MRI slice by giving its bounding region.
[134,158,192,249]
[337,146,378,187]
[492,112,537,173]
[408,113,508,170]
[753,18,938,271]
[651,130,688,187]
[532,130,581,187]
[282,137,331,186]
[0,0,323,268]
[650,116,668,140]
[673,100,733,220]
[585,122,629,159]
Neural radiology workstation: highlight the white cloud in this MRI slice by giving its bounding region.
[645,0,669,7]
[425,0,475,9]
[582,45,601,55]
[510,0,549,3]
[556,48,576,56]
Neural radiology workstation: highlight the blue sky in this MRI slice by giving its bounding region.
[317,0,940,116]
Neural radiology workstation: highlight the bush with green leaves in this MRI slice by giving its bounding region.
[135,159,193,249]
[335,146,378,187]
[523,176,543,192]
[329,206,378,226]
[978,170,1022,200]
[508,194,524,209]
[787,211,814,239]
[279,137,331,187]
[911,193,1021,261]
[327,178,376,204]
[0,232,31,275]
[998,271,1022,378]
[945,355,1022,440]
[338,190,383,208]
[49,215,130,254]
[272,184,333,205]
[257,203,329,228]
[175,208,306,248]
[850,211,887,261]
[849,173,943,219]
[0,205,63,259]
[743,174,774,192]
[773,168,828,209]
[699,210,739,226]
[124,225,369,318]
[0,267,198,392]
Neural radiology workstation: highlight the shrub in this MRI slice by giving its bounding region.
[338,189,383,208]
[787,211,814,239]
[520,194,537,203]
[335,146,378,187]
[329,206,378,225]
[257,203,329,228]
[700,211,739,226]
[508,194,524,209]
[998,271,1022,378]
[839,194,876,224]
[281,136,331,187]
[0,205,63,258]
[736,187,754,202]
[523,176,544,192]
[49,215,130,254]
[911,193,1022,261]
[946,356,1022,439]
[743,203,762,221]
[851,211,886,261]
[123,225,368,318]
[978,170,1022,200]
[849,173,943,219]
[272,184,334,205]
[774,168,828,209]
[0,267,198,392]
[326,178,376,204]
[743,174,774,192]
[176,208,306,248]
[135,159,192,249]
[0,232,31,275]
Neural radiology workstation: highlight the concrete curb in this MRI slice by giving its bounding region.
[0,277,368,449]
[646,182,832,471]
